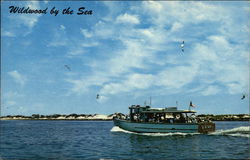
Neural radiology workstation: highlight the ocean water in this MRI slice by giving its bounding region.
[0,121,249,160]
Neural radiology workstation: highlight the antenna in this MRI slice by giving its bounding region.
[176,101,178,107]
[189,101,192,111]
[149,96,152,106]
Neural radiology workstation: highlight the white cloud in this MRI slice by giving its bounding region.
[80,28,92,38]
[67,41,99,57]
[67,47,86,56]
[116,13,140,24]
[17,1,41,28]
[100,73,154,95]
[98,63,198,96]
[2,30,15,37]
[47,26,68,47]
[66,79,87,94]
[190,34,249,95]
[66,71,110,95]
[100,83,127,95]
[93,21,116,38]
[108,40,149,75]
[170,22,183,32]
[139,29,154,38]
[4,1,42,38]
[47,39,67,47]
[142,1,163,13]
[127,74,154,89]
[66,1,249,99]
[66,40,154,94]
[192,43,218,63]
[81,42,99,47]
[8,70,26,86]
[97,95,109,103]
[207,35,231,53]
[201,86,220,96]
[158,66,198,89]
[2,91,24,112]
[60,25,66,30]
[141,1,229,27]
[93,60,198,96]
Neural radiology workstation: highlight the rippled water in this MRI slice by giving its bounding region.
[0,120,249,160]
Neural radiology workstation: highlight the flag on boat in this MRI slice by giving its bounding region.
[189,101,195,107]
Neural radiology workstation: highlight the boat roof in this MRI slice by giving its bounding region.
[141,110,196,113]
[129,105,196,113]
[129,105,150,109]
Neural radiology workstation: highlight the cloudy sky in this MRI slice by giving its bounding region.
[1,1,249,116]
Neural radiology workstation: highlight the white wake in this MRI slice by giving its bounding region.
[209,126,250,138]
[110,126,199,136]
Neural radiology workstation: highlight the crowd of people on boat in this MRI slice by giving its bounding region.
[115,113,210,124]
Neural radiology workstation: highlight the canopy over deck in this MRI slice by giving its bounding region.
[129,105,196,114]
[141,110,196,114]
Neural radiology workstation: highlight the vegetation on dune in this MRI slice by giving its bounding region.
[1,113,249,121]
[197,114,250,121]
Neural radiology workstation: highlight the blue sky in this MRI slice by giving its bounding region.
[1,1,249,116]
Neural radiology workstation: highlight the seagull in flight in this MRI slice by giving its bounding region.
[64,65,71,71]
[241,94,246,100]
[180,41,185,52]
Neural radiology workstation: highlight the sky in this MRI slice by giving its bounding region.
[1,1,249,116]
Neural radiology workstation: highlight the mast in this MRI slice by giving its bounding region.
[149,96,152,106]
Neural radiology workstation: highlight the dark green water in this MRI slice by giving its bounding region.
[0,121,249,160]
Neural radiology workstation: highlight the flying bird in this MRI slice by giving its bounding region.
[241,94,246,100]
[180,41,185,52]
[64,65,71,71]
[96,94,100,99]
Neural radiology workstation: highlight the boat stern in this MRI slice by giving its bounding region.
[198,122,215,133]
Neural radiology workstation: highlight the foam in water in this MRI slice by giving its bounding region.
[209,126,250,138]
[110,126,133,134]
[110,126,199,136]
[111,126,250,138]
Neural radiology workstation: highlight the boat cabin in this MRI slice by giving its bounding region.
[128,105,197,123]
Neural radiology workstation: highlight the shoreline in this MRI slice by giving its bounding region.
[0,119,249,121]
[1,113,249,121]
[0,118,113,121]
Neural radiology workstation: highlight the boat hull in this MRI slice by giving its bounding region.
[113,119,215,133]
